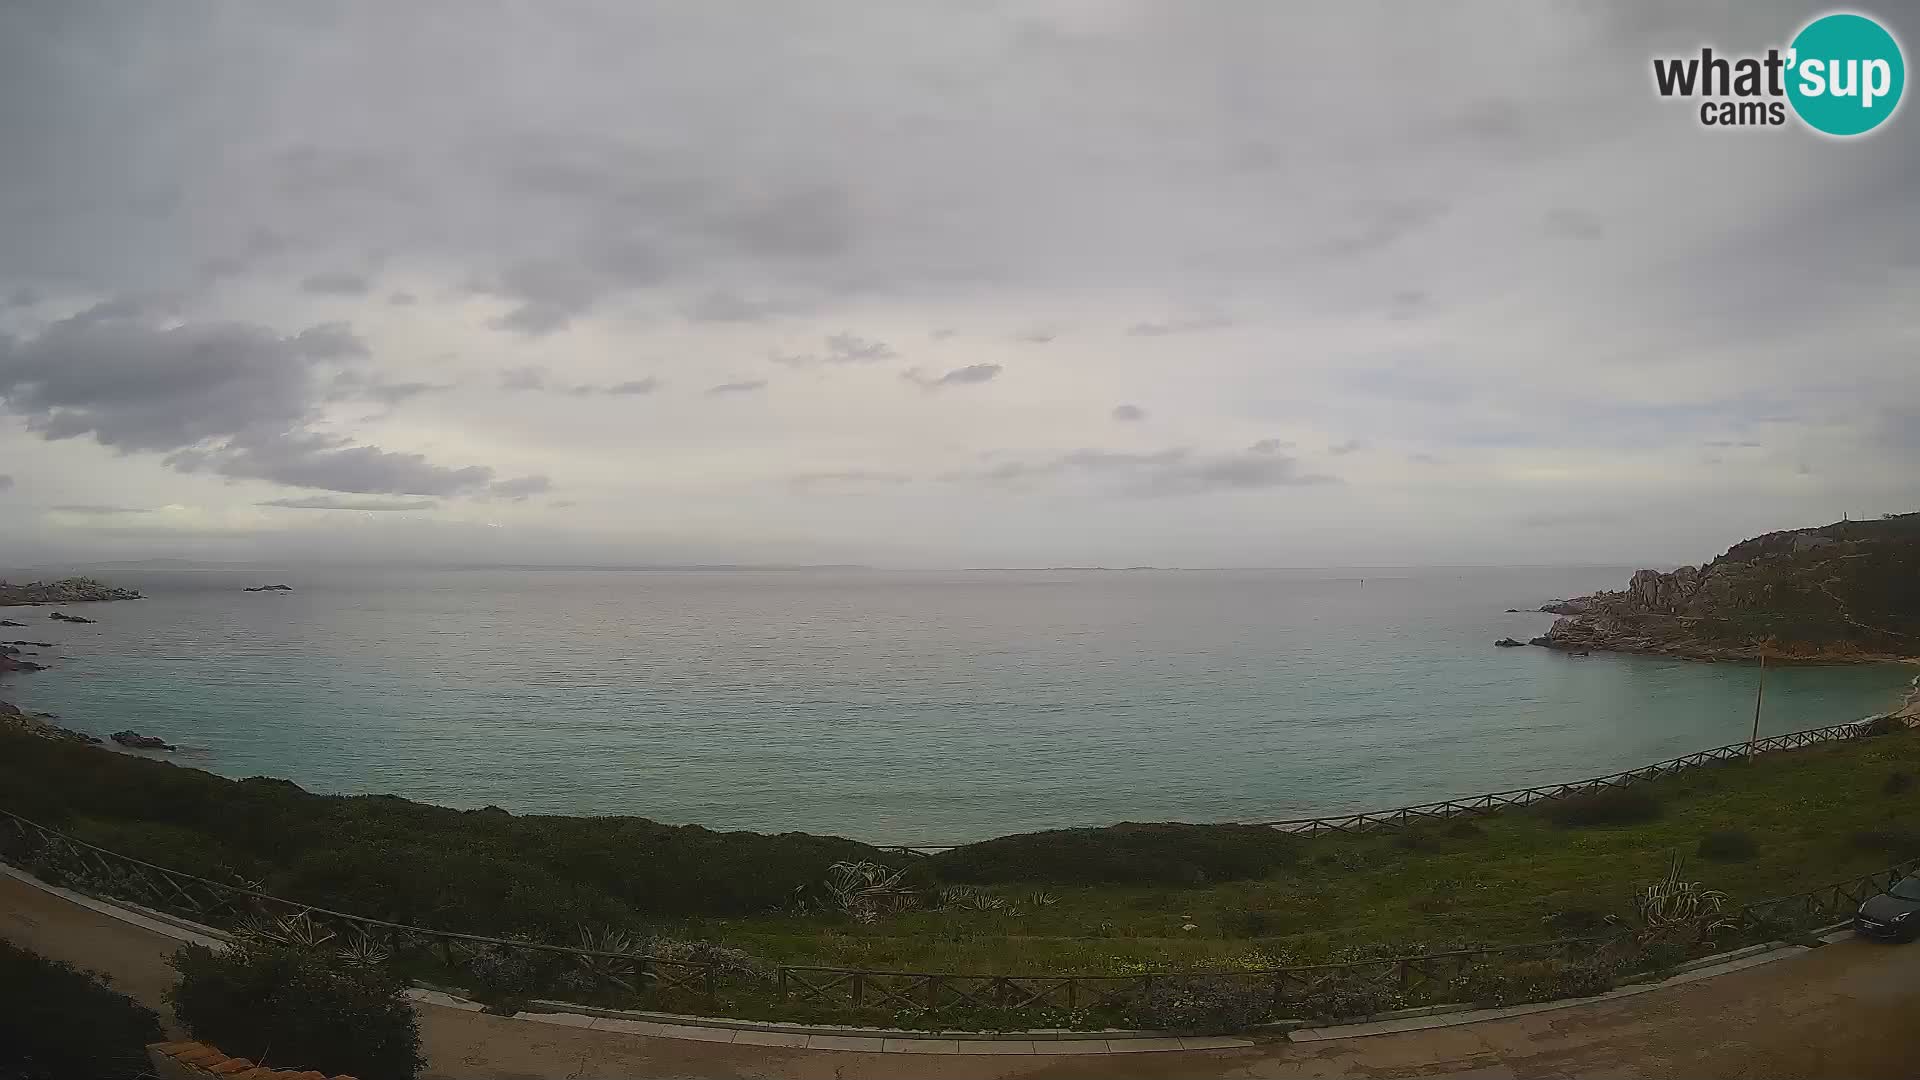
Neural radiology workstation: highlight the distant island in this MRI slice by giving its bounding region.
[0,577,143,606]
[1530,513,1920,662]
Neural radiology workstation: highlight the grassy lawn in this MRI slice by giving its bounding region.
[673,730,1920,974]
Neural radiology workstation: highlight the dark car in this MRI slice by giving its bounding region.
[1854,874,1920,940]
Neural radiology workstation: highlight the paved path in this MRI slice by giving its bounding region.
[6,869,1919,1078]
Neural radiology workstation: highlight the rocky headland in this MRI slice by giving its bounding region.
[0,577,143,606]
[1527,513,1920,662]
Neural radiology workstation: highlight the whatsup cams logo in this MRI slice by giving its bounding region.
[1652,11,1906,135]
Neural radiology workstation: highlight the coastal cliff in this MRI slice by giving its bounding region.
[1532,512,1920,662]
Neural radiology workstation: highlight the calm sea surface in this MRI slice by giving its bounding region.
[4,567,1910,844]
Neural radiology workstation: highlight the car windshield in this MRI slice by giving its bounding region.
[1890,877,1920,901]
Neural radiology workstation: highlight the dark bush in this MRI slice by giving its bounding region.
[1697,829,1759,862]
[0,941,161,1080]
[1885,770,1913,795]
[1444,818,1485,838]
[1850,826,1920,853]
[1452,954,1621,1008]
[1122,976,1276,1033]
[1544,786,1663,828]
[1541,906,1605,935]
[929,822,1298,886]
[1859,715,1908,737]
[167,943,424,1080]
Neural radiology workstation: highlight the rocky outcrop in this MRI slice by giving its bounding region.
[49,612,97,623]
[243,584,293,592]
[0,577,142,605]
[0,619,23,627]
[1527,513,1920,662]
[1494,637,1526,647]
[0,652,46,673]
[0,700,98,744]
[111,730,176,751]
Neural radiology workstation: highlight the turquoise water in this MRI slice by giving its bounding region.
[3,567,1910,845]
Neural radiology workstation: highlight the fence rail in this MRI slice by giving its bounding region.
[2,800,1914,1027]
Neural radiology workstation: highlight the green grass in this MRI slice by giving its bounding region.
[4,726,1919,979]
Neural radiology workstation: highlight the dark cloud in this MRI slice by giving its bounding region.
[1112,404,1146,422]
[0,305,529,497]
[719,185,854,259]
[706,379,767,396]
[1127,315,1230,337]
[299,270,372,295]
[261,495,437,511]
[1249,438,1292,454]
[905,363,1001,389]
[4,288,38,309]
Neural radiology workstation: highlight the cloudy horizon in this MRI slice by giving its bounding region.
[2,2,1915,570]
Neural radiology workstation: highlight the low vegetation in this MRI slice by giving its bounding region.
[3,722,1918,1007]
[168,939,424,1080]
[0,940,162,1080]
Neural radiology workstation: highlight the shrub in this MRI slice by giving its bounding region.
[1545,786,1663,827]
[1697,829,1759,862]
[929,823,1298,886]
[1122,976,1275,1033]
[1859,715,1908,737]
[0,941,161,1080]
[1885,770,1913,795]
[1452,954,1622,1008]
[1541,906,1605,936]
[167,943,424,1080]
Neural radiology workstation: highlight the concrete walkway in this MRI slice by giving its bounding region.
[7,869,1920,1078]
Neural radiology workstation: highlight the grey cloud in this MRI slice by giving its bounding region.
[487,475,552,500]
[1410,452,1444,465]
[51,504,149,514]
[790,469,913,490]
[289,322,370,359]
[4,288,38,309]
[1249,438,1293,454]
[387,291,417,306]
[825,332,896,363]
[169,433,499,496]
[1112,404,1146,422]
[683,289,782,323]
[906,363,1001,389]
[0,474,10,489]
[1316,200,1448,258]
[602,379,659,396]
[930,328,957,340]
[1015,329,1057,344]
[1546,208,1605,240]
[720,185,854,259]
[1127,314,1230,337]
[300,270,371,295]
[1328,440,1366,455]
[960,445,1332,497]
[706,379,767,396]
[262,495,437,511]
[329,370,450,406]
[499,366,548,391]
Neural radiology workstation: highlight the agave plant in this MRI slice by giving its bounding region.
[1612,855,1734,946]
[234,909,336,951]
[823,860,917,922]
[336,927,392,968]
[571,924,639,989]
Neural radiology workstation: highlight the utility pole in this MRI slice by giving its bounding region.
[1750,648,1767,752]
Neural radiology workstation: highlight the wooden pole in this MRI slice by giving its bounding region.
[1751,649,1767,750]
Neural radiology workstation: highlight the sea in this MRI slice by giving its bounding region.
[3,566,1911,846]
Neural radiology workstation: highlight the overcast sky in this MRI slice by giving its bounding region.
[2,2,1915,568]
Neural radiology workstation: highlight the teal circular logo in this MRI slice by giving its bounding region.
[1787,12,1905,136]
